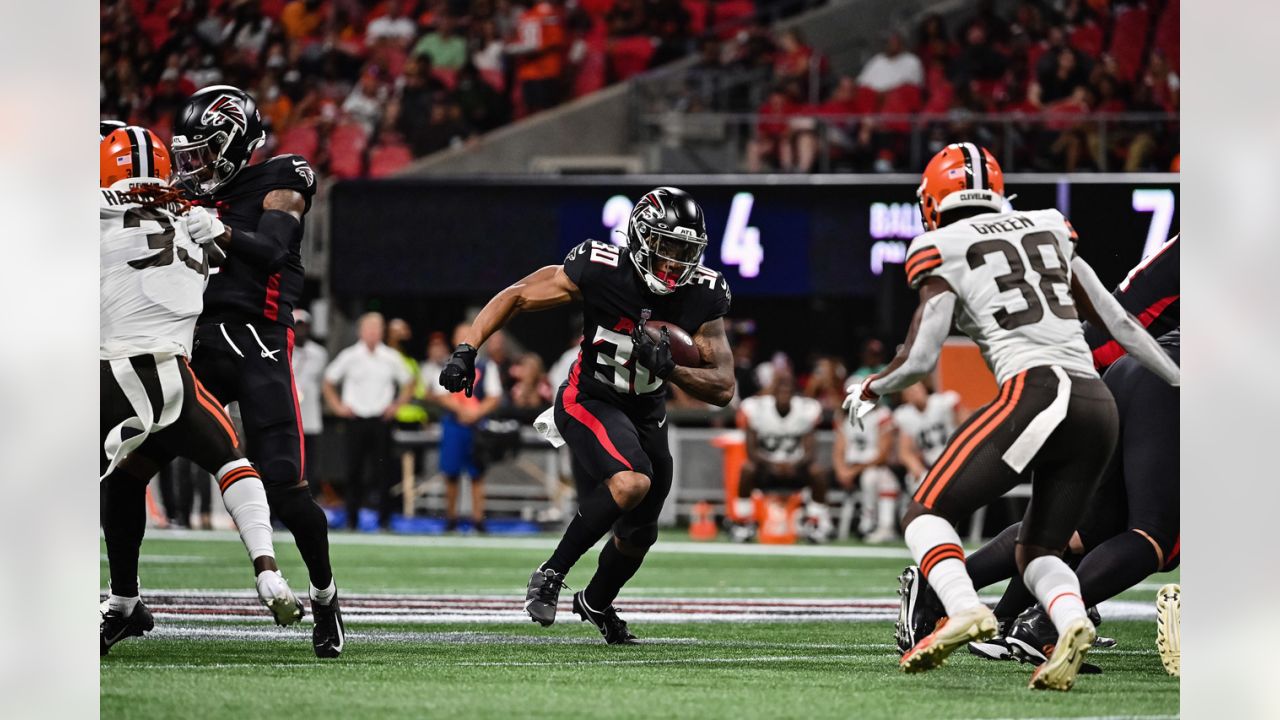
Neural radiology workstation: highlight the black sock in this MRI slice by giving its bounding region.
[992,574,1037,621]
[268,485,334,589]
[102,472,148,597]
[966,522,1021,590]
[545,485,624,575]
[584,539,646,609]
[1075,530,1162,606]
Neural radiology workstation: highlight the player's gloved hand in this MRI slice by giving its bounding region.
[632,323,676,380]
[440,343,478,397]
[842,378,878,430]
[183,206,225,246]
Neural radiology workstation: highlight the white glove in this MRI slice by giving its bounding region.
[841,378,877,430]
[183,206,225,246]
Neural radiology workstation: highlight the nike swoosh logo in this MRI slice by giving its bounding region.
[658,416,667,428]
[291,158,307,166]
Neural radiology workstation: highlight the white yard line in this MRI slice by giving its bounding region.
[136,528,914,559]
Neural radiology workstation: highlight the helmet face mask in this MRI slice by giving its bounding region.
[627,187,708,295]
[171,85,266,196]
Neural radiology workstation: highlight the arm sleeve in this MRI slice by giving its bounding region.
[228,209,300,271]
[1072,257,1180,386]
[867,291,957,396]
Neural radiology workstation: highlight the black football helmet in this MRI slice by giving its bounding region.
[626,187,708,295]
[170,85,266,195]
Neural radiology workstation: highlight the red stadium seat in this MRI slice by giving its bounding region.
[579,0,614,17]
[260,0,287,20]
[480,68,506,93]
[922,79,953,114]
[1068,20,1104,58]
[1154,0,1180,71]
[328,123,369,179]
[880,84,922,132]
[712,0,756,39]
[608,36,656,82]
[368,142,414,177]
[432,68,458,90]
[1107,3,1151,83]
[276,124,319,159]
[683,0,709,35]
[851,85,881,114]
[574,35,608,97]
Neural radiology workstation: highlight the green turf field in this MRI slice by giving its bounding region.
[100,531,1179,719]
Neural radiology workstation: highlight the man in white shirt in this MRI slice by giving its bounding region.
[323,312,412,530]
[292,309,329,495]
[856,32,924,93]
[365,4,418,47]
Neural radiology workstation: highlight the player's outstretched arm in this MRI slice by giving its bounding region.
[669,317,735,407]
[1070,257,1180,386]
[209,189,305,271]
[864,277,957,399]
[441,265,580,396]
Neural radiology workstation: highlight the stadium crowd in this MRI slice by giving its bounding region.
[720,0,1180,172]
[100,0,793,180]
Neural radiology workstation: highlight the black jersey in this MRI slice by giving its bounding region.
[563,240,731,417]
[1084,234,1179,371]
[200,154,316,328]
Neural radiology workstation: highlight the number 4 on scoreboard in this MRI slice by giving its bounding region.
[720,192,762,278]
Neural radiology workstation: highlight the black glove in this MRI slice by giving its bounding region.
[632,323,675,380]
[440,343,478,397]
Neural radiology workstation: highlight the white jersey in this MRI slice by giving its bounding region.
[893,391,960,468]
[838,405,893,465]
[904,208,1096,384]
[100,186,209,359]
[740,395,822,464]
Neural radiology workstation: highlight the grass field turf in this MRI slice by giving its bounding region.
[100,531,1179,719]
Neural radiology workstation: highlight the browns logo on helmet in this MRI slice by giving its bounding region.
[916,143,1006,231]
[100,126,172,188]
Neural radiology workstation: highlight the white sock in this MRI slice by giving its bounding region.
[217,461,275,561]
[107,593,139,616]
[1023,555,1088,634]
[904,514,980,616]
[876,492,898,532]
[806,501,831,522]
[311,580,337,605]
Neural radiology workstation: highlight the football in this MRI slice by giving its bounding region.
[643,320,702,367]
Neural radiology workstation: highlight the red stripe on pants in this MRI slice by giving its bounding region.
[563,361,633,471]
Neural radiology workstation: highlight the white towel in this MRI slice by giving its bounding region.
[533,406,565,448]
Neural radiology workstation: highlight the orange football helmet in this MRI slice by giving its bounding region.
[917,143,1005,231]
[100,126,171,188]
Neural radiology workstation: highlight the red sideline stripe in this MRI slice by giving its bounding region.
[563,360,633,471]
[286,328,306,483]
[1090,293,1178,369]
[263,272,281,321]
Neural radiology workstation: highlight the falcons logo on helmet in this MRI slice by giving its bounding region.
[201,94,249,133]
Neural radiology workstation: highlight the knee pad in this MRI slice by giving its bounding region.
[616,523,659,552]
[260,458,302,491]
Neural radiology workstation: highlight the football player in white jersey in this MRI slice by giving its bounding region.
[893,382,962,492]
[99,127,302,655]
[736,368,830,541]
[843,143,1179,690]
[832,386,897,543]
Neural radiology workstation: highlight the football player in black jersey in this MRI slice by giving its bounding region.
[440,187,736,643]
[169,85,344,658]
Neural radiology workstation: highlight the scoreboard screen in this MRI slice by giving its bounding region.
[330,176,1178,298]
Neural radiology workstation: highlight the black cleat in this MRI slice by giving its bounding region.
[573,591,639,645]
[894,566,947,654]
[311,595,346,658]
[968,617,1017,661]
[1087,605,1116,648]
[100,601,155,657]
[1007,606,1102,674]
[525,566,566,627]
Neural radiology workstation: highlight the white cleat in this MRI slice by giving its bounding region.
[1029,617,1096,691]
[1156,583,1180,677]
[256,569,304,627]
[900,605,998,673]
